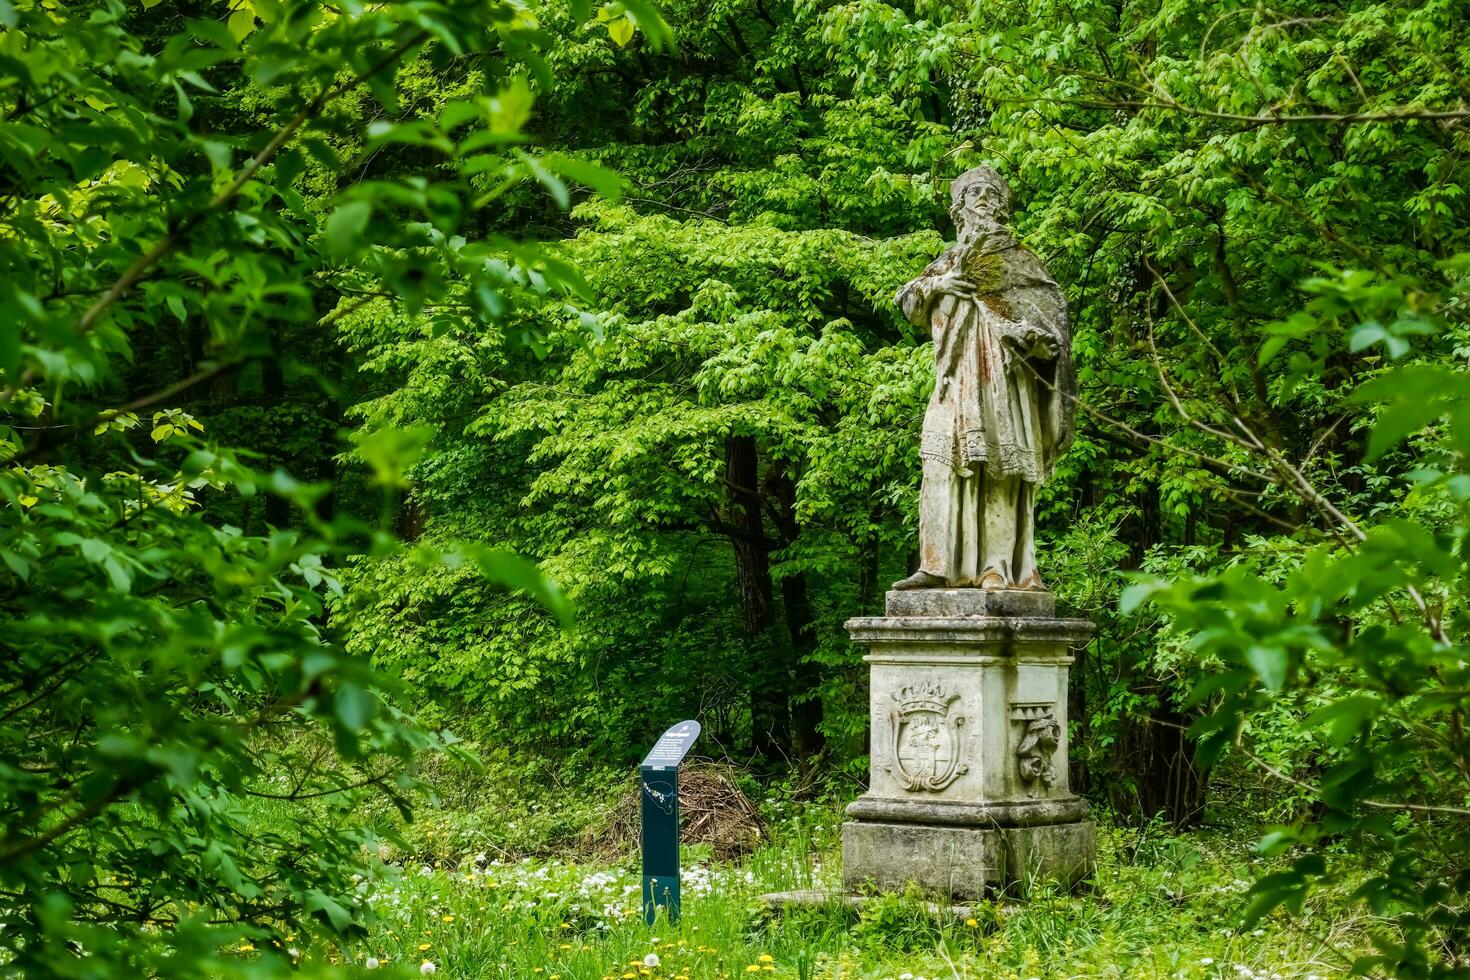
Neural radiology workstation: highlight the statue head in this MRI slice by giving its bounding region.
[949,166,1011,237]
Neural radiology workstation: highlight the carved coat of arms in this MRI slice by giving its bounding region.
[886,681,968,792]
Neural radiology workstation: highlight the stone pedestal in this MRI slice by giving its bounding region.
[841,590,1095,900]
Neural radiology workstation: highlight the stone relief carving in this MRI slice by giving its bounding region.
[885,681,968,792]
[1012,704,1061,795]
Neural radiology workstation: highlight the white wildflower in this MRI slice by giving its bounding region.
[365,957,380,970]
[420,961,437,975]
[644,952,660,968]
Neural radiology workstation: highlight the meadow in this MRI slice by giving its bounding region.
[250,769,1369,980]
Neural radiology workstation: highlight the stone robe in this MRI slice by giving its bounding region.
[898,236,1075,586]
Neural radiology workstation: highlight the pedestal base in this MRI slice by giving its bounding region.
[841,818,1095,900]
[840,592,1096,901]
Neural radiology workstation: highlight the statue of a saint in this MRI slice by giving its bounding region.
[892,167,1076,591]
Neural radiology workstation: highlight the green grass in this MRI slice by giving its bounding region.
[308,810,1367,979]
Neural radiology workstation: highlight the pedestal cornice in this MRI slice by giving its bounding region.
[845,615,1094,648]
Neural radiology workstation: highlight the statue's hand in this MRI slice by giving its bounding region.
[1006,324,1058,358]
[939,276,976,298]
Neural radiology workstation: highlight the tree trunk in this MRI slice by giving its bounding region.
[1111,705,1208,828]
[765,459,824,763]
[725,435,785,760]
[857,538,879,611]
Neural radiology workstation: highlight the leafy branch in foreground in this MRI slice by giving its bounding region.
[0,0,665,973]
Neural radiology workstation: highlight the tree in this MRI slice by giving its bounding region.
[335,0,989,766]
[0,0,625,971]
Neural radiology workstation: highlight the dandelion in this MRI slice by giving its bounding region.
[287,948,301,960]
[419,943,432,951]
[365,958,380,970]
[420,961,437,975]
[441,914,455,923]
[965,918,979,927]
[758,955,773,963]
[644,953,660,968]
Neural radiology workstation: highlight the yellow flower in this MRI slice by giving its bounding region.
[441,915,455,923]
[758,955,773,963]
[966,917,979,927]
[560,922,572,929]
[239,944,255,953]
[418,943,432,951]
[559,943,571,950]
[746,967,761,973]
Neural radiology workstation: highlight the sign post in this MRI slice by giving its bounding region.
[640,719,700,925]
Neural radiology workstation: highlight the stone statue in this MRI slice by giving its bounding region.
[892,166,1076,592]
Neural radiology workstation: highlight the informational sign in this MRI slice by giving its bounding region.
[640,719,700,924]
[641,719,700,770]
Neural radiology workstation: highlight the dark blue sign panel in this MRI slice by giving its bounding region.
[641,719,701,769]
[641,720,700,924]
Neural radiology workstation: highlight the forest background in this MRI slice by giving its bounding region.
[3,0,1470,976]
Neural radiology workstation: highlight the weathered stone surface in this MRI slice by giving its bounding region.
[841,819,1095,900]
[890,166,1077,592]
[884,587,1055,618]
[845,615,1093,648]
[850,617,1089,806]
[845,795,1089,827]
[841,611,1096,898]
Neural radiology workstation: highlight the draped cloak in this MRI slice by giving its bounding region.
[899,237,1076,484]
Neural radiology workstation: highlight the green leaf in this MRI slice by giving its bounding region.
[1365,400,1444,461]
[1307,695,1380,748]
[1244,644,1288,692]
[1119,580,1162,614]
[227,7,255,41]
[305,890,353,932]
[335,683,377,729]
[606,15,634,46]
[324,200,372,258]
[459,545,574,628]
[543,155,626,201]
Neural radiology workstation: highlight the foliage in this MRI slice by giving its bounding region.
[0,0,637,972]
[336,0,986,766]
[254,782,1375,979]
[6,0,1470,971]
[1125,267,1470,978]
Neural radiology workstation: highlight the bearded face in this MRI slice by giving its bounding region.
[950,179,1009,241]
